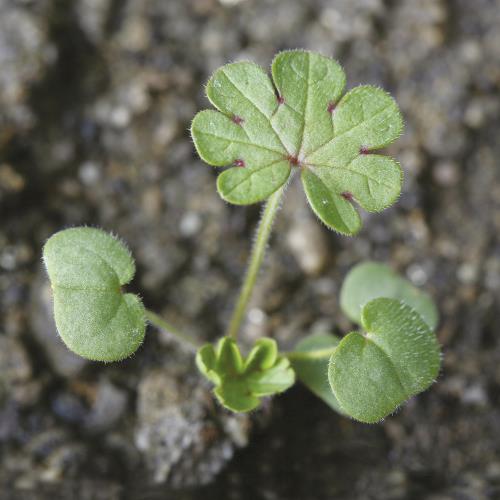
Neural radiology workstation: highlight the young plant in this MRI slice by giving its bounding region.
[42,50,441,424]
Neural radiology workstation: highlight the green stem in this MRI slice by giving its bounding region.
[284,347,338,361]
[146,309,201,351]
[226,185,286,340]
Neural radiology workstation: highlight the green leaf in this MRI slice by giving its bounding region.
[215,379,259,413]
[196,337,295,412]
[329,298,441,423]
[301,168,361,235]
[244,337,278,372]
[195,344,221,385]
[289,333,345,414]
[43,227,146,362]
[191,50,403,235]
[340,261,438,330]
[216,335,244,375]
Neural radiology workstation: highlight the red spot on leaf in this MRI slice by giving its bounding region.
[233,159,245,167]
[360,146,370,155]
[287,155,300,166]
[327,101,336,113]
[232,115,244,125]
[341,191,354,201]
[277,95,285,105]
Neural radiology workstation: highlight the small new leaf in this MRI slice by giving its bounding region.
[340,261,438,330]
[289,333,345,414]
[191,50,403,235]
[196,337,295,412]
[43,227,146,361]
[329,298,441,423]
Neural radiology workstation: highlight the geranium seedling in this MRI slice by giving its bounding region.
[42,50,441,426]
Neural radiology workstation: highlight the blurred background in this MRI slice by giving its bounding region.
[1,0,500,498]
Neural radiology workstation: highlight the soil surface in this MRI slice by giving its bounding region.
[1,0,500,499]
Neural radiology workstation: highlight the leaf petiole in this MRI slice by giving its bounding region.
[145,309,201,351]
[284,346,338,361]
[225,184,286,340]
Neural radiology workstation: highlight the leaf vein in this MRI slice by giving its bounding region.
[304,104,392,160]
[297,53,311,157]
[221,70,288,153]
[311,162,396,191]
[198,131,284,156]
[224,159,285,196]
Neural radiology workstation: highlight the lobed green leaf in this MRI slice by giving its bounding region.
[340,261,438,330]
[43,227,145,362]
[191,50,403,235]
[329,298,441,423]
[196,337,295,412]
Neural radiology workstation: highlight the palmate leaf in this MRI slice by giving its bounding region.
[191,50,403,235]
[43,227,146,361]
[196,337,295,412]
[329,298,441,423]
[340,261,438,330]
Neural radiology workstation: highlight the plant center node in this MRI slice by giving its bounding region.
[287,154,301,167]
[232,115,244,125]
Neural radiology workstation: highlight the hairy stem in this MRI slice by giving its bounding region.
[284,347,338,361]
[146,309,201,351]
[226,185,286,340]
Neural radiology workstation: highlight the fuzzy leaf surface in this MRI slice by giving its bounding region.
[340,261,438,329]
[329,298,441,423]
[191,50,403,234]
[196,337,295,412]
[43,227,145,361]
[290,333,344,414]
